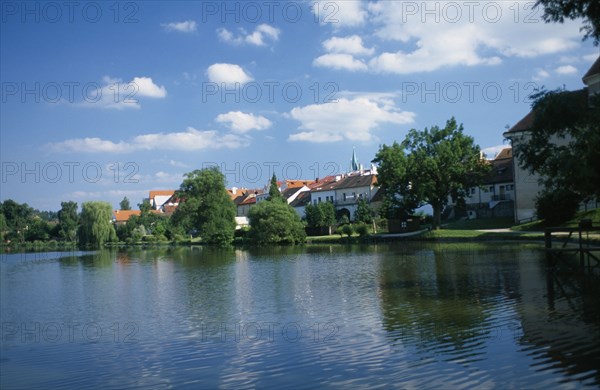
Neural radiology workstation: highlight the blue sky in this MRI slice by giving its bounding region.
[1,0,598,211]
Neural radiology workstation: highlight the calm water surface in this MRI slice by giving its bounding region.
[1,244,599,389]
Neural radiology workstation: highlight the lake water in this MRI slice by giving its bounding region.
[1,244,599,389]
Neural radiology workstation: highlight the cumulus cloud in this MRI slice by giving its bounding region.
[532,68,550,81]
[206,63,253,85]
[312,0,367,27]
[313,54,368,71]
[289,96,415,143]
[366,1,581,74]
[312,2,583,74]
[162,20,197,33]
[555,65,578,75]
[322,35,374,56]
[215,111,272,133]
[218,24,280,46]
[77,76,166,110]
[48,127,249,153]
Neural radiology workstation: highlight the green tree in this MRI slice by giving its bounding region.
[535,0,600,45]
[174,167,236,245]
[354,198,373,224]
[1,200,34,242]
[0,213,6,242]
[513,90,600,213]
[249,200,306,245]
[138,198,152,213]
[78,201,117,247]
[120,197,131,210]
[268,173,282,201]
[58,201,78,241]
[373,118,489,230]
[305,201,336,228]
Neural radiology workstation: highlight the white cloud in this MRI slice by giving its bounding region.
[162,20,197,33]
[131,77,167,98]
[312,0,367,27]
[363,1,582,74]
[206,63,253,85]
[555,65,578,75]
[169,160,189,168]
[289,96,415,143]
[532,68,550,81]
[322,35,374,56]
[313,53,368,71]
[216,111,272,133]
[49,127,249,153]
[217,24,280,46]
[76,76,166,110]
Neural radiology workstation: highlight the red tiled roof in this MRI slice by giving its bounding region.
[113,210,141,222]
[149,190,175,199]
[286,180,315,188]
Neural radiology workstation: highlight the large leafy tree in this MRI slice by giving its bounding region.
[536,0,600,45]
[373,118,489,230]
[249,199,306,244]
[305,201,336,228]
[78,201,117,247]
[58,201,78,241]
[173,167,236,245]
[512,90,600,221]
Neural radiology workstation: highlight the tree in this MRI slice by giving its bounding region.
[268,173,282,201]
[58,201,78,241]
[78,201,117,247]
[354,198,373,224]
[1,200,34,242]
[513,89,600,209]
[536,0,600,45]
[119,197,131,210]
[138,199,152,213]
[249,200,306,245]
[173,167,236,245]
[373,118,489,230]
[305,201,336,228]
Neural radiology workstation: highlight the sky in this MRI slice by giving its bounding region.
[1,0,599,211]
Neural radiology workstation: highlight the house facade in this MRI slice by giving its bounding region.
[461,147,515,219]
[504,56,600,223]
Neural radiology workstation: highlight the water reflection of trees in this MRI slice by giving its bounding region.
[518,267,600,385]
[378,244,523,357]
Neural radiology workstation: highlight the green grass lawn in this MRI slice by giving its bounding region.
[441,217,515,230]
[511,208,600,231]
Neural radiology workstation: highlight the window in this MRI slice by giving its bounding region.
[318,197,322,203]
[471,188,476,195]
[343,193,347,201]
[506,185,514,191]
[489,186,494,192]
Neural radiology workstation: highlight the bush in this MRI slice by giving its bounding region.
[248,199,306,245]
[355,223,369,237]
[340,224,354,237]
[535,188,581,226]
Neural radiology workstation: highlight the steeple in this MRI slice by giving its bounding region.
[350,147,359,172]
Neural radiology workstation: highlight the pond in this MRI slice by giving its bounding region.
[1,244,599,388]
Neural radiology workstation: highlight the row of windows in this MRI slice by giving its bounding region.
[313,192,369,204]
[469,184,514,194]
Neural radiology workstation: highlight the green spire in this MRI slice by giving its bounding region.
[350,147,359,171]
